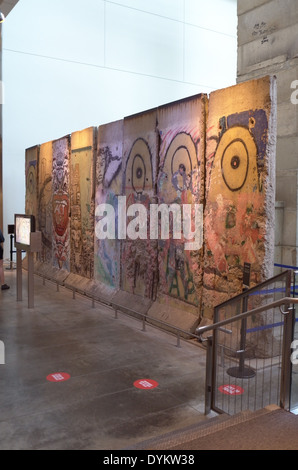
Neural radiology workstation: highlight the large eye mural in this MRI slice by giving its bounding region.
[158,131,202,306]
[219,126,259,192]
[124,137,153,201]
[122,111,158,300]
[158,132,199,205]
[157,95,206,310]
[203,78,276,319]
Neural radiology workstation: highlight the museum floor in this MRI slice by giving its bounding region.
[0,267,209,450]
[1,267,298,451]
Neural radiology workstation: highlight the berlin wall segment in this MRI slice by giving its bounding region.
[24,77,277,330]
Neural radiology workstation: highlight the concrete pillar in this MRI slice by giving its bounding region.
[237,0,298,269]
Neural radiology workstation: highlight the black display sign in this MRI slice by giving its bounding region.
[243,262,251,288]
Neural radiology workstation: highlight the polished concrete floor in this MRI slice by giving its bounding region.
[0,268,209,450]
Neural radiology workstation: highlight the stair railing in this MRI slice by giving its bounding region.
[196,270,298,416]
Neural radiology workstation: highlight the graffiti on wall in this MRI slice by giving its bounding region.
[121,112,159,300]
[52,136,71,271]
[203,77,275,316]
[70,132,95,279]
[94,121,123,288]
[38,141,53,263]
[157,96,206,307]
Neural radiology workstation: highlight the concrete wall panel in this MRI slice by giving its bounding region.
[52,135,71,271]
[70,127,96,279]
[121,109,159,299]
[38,141,53,264]
[94,120,123,288]
[156,94,206,308]
[203,76,277,317]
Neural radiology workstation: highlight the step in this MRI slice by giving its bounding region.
[130,405,298,450]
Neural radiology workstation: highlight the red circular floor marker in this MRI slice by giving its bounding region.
[218,384,244,395]
[134,379,159,390]
[47,372,71,383]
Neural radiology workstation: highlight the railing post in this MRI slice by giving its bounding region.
[227,292,255,379]
[280,302,295,410]
[205,335,213,415]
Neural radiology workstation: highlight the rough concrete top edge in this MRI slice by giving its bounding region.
[123,93,208,122]
[52,133,71,145]
[208,75,276,109]
[210,74,273,94]
[156,92,208,112]
[71,126,96,139]
[98,118,124,130]
[25,144,40,153]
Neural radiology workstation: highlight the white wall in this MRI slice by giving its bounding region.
[1,0,237,256]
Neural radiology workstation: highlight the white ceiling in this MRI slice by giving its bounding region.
[0,0,19,17]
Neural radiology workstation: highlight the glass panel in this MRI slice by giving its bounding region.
[212,271,292,415]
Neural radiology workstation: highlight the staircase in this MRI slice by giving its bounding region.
[130,406,298,450]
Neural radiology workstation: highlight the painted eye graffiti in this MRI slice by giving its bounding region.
[132,154,146,194]
[27,167,36,194]
[221,139,249,192]
[125,137,153,196]
[216,127,258,193]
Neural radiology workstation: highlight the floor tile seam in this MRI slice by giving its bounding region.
[93,401,205,436]
[1,343,171,364]
[0,383,155,425]
[0,358,152,398]
[0,361,204,404]
[0,368,201,411]
[1,323,142,345]
[0,319,123,336]
[1,341,107,360]
[10,293,203,358]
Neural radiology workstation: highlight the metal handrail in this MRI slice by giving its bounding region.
[35,272,202,347]
[196,297,298,337]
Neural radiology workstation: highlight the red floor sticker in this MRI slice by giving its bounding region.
[47,372,71,382]
[218,384,244,395]
[134,379,159,390]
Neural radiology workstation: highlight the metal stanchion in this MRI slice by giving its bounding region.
[227,263,255,379]
[205,335,213,415]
